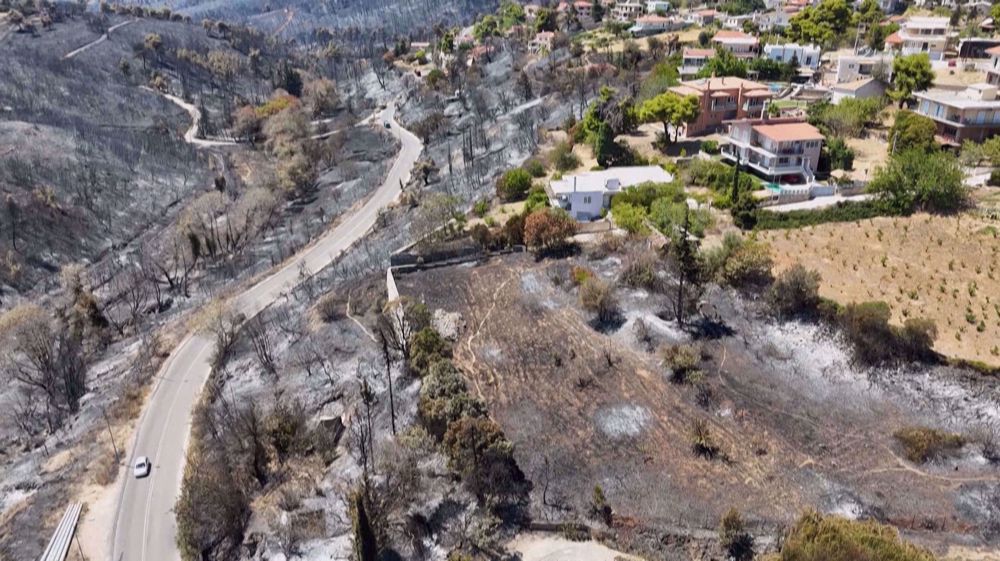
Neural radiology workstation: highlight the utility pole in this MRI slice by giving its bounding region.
[103,407,120,465]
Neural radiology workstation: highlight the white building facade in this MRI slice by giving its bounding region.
[763,43,821,69]
[892,16,950,61]
[548,166,675,220]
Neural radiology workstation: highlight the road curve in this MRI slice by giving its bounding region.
[151,89,238,148]
[110,103,421,561]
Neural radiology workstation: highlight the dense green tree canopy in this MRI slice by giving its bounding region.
[785,0,853,48]
[888,110,937,154]
[868,150,966,214]
[890,54,934,107]
[696,47,748,78]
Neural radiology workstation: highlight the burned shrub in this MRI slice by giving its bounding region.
[443,416,529,504]
[768,264,821,319]
[719,508,755,561]
[660,343,703,384]
[579,276,621,327]
[619,248,663,291]
[690,419,720,459]
[839,302,938,366]
[315,293,343,322]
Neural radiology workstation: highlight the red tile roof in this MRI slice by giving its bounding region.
[752,122,824,142]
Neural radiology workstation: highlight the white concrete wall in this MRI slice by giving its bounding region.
[566,191,606,220]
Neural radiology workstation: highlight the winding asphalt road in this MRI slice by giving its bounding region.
[109,102,421,561]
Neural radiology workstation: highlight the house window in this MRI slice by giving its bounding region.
[583,196,592,204]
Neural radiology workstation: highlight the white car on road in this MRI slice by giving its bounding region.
[133,456,151,478]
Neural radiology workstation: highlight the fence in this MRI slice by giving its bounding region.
[38,502,82,561]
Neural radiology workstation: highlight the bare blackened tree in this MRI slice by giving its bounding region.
[376,326,397,435]
[245,314,277,376]
[375,297,430,366]
[351,367,378,482]
[1,305,88,431]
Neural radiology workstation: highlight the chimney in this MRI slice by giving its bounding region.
[573,176,577,193]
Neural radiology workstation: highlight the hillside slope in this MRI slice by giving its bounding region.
[104,0,500,40]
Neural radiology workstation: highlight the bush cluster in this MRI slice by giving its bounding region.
[701,234,773,290]
[768,264,821,319]
[661,343,702,384]
[779,510,936,561]
[413,338,529,504]
[893,426,965,464]
[838,301,937,366]
[579,276,620,325]
[754,200,886,230]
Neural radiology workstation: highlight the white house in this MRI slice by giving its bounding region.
[763,43,821,69]
[834,53,894,83]
[646,0,672,14]
[722,13,755,30]
[548,166,674,221]
[630,14,682,36]
[711,30,760,58]
[612,0,645,21]
[830,77,887,104]
[755,9,792,31]
[885,16,951,61]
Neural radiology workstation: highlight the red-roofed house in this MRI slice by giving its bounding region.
[530,31,556,52]
[669,77,773,136]
[884,31,903,48]
[711,30,760,58]
[687,8,717,26]
[721,117,824,183]
[681,48,715,78]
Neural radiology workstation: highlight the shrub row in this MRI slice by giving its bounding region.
[754,200,886,230]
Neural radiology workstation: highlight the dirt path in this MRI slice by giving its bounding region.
[464,272,514,380]
[272,8,295,37]
[144,87,238,147]
[509,534,640,561]
[63,19,133,60]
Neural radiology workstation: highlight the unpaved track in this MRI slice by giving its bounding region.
[108,101,421,561]
[63,19,133,60]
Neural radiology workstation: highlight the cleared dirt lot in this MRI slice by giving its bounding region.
[763,211,1000,366]
[397,251,1000,553]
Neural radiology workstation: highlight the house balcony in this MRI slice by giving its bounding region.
[721,144,811,178]
[919,110,972,127]
[726,135,777,158]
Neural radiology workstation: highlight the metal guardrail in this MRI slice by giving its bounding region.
[38,502,82,561]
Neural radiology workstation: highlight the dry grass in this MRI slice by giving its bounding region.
[89,448,120,486]
[844,136,888,181]
[763,212,1000,365]
[934,66,988,88]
